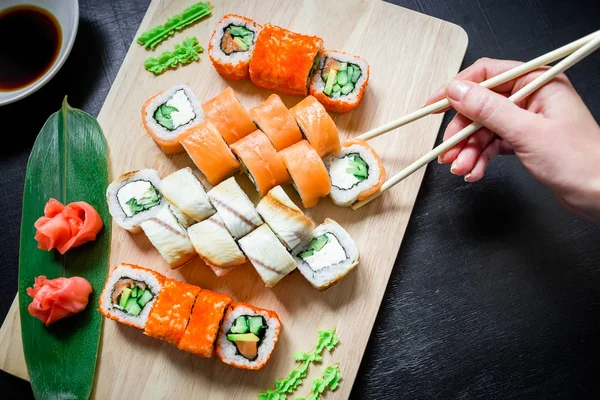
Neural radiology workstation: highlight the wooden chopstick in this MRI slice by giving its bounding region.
[356,30,600,142]
[352,32,600,210]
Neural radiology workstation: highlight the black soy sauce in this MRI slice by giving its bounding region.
[0,5,62,92]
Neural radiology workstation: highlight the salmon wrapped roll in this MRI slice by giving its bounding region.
[208,14,263,80]
[289,96,340,157]
[309,50,370,113]
[249,24,323,96]
[216,302,281,370]
[248,94,302,151]
[279,140,331,208]
[230,130,290,196]
[180,120,240,185]
[202,87,256,144]
[178,290,233,357]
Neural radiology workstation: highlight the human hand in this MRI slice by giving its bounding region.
[425,57,600,220]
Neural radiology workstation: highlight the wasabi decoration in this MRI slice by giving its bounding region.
[137,1,213,49]
[297,365,342,400]
[144,37,204,75]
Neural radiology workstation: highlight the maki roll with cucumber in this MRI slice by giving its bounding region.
[106,169,166,233]
[142,85,204,154]
[159,167,215,222]
[324,139,387,206]
[289,96,341,158]
[216,303,281,370]
[98,263,164,329]
[292,218,359,290]
[309,50,370,113]
[208,14,263,80]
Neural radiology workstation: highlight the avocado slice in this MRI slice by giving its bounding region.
[233,37,249,51]
[229,25,252,37]
[124,297,142,316]
[248,316,266,336]
[118,288,132,308]
[137,290,153,307]
[230,316,250,334]
[227,333,260,342]
[324,69,337,96]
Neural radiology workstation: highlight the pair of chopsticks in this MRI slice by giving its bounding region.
[352,30,600,210]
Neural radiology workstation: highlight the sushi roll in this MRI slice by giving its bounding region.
[187,214,247,272]
[289,96,341,157]
[180,120,241,185]
[106,169,166,233]
[230,130,291,196]
[309,50,370,113]
[202,87,256,144]
[207,177,263,239]
[178,290,233,357]
[249,24,323,96]
[168,203,197,229]
[292,218,359,290]
[256,186,314,250]
[98,263,164,329]
[238,224,296,287]
[248,94,302,151]
[144,278,200,345]
[142,85,204,154]
[208,14,263,81]
[279,141,331,208]
[140,206,197,269]
[324,139,387,206]
[160,167,215,222]
[216,302,281,370]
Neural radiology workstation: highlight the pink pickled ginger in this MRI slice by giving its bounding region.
[27,276,93,326]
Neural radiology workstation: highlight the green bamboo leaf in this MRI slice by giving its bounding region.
[18,97,110,400]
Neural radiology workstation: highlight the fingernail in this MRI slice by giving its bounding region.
[464,173,472,182]
[437,156,443,164]
[450,161,459,175]
[447,80,470,101]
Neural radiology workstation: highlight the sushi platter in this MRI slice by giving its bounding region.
[0,0,467,398]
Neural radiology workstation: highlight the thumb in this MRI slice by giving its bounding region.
[446,79,540,146]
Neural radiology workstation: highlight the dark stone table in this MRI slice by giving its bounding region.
[2,0,599,398]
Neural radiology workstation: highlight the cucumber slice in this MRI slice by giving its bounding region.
[299,234,329,259]
[341,83,355,95]
[233,37,249,51]
[118,288,132,308]
[137,290,153,307]
[347,65,354,77]
[332,90,341,98]
[351,67,361,83]
[229,25,252,37]
[124,298,142,316]
[241,35,253,47]
[248,316,266,336]
[336,70,348,86]
[131,286,138,298]
[324,69,337,96]
[337,62,347,71]
[332,84,341,92]
[230,316,250,334]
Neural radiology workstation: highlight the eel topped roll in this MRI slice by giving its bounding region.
[202,87,256,144]
[208,14,263,80]
[207,177,263,239]
[230,130,290,196]
[98,263,164,329]
[289,96,341,157]
[216,302,281,370]
[324,139,386,207]
[238,224,297,287]
[106,169,166,233]
[279,140,331,208]
[292,218,359,290]
[248,94,302,151]
[168,203,197,229]
[309,50,370,113]
[159,167,215,222]
[249,23,323,96]
[142,85,204,154]
[256,186,314,250]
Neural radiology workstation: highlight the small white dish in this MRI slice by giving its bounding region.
[0,0,79,106]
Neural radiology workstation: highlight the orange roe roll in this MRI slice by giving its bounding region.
[249,24,323,96]
[208,14,263,80]
[279,140,331,208]
[289,96,341,157]
[144,279,200,345]
[180,120,241,186]
[248,94,302,151]
[230,130,291,196]
[202,87,256,144]
[178,290,233,358]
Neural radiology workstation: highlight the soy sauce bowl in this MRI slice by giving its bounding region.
[0,0,79,106]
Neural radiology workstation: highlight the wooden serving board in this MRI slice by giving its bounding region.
[0,0,467,398]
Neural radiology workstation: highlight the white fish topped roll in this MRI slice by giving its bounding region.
[168,203,197,229]
[238,224,296,287]
[142,84,204,154]
[256,186,314,250]
[188,214,247,275]
[160,167,215,222]
[106,169,166,233]
[292,218,359,290]
[208,177,263,239]
[140,206,196,269]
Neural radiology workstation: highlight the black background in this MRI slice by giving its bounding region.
[2,0,600,398]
